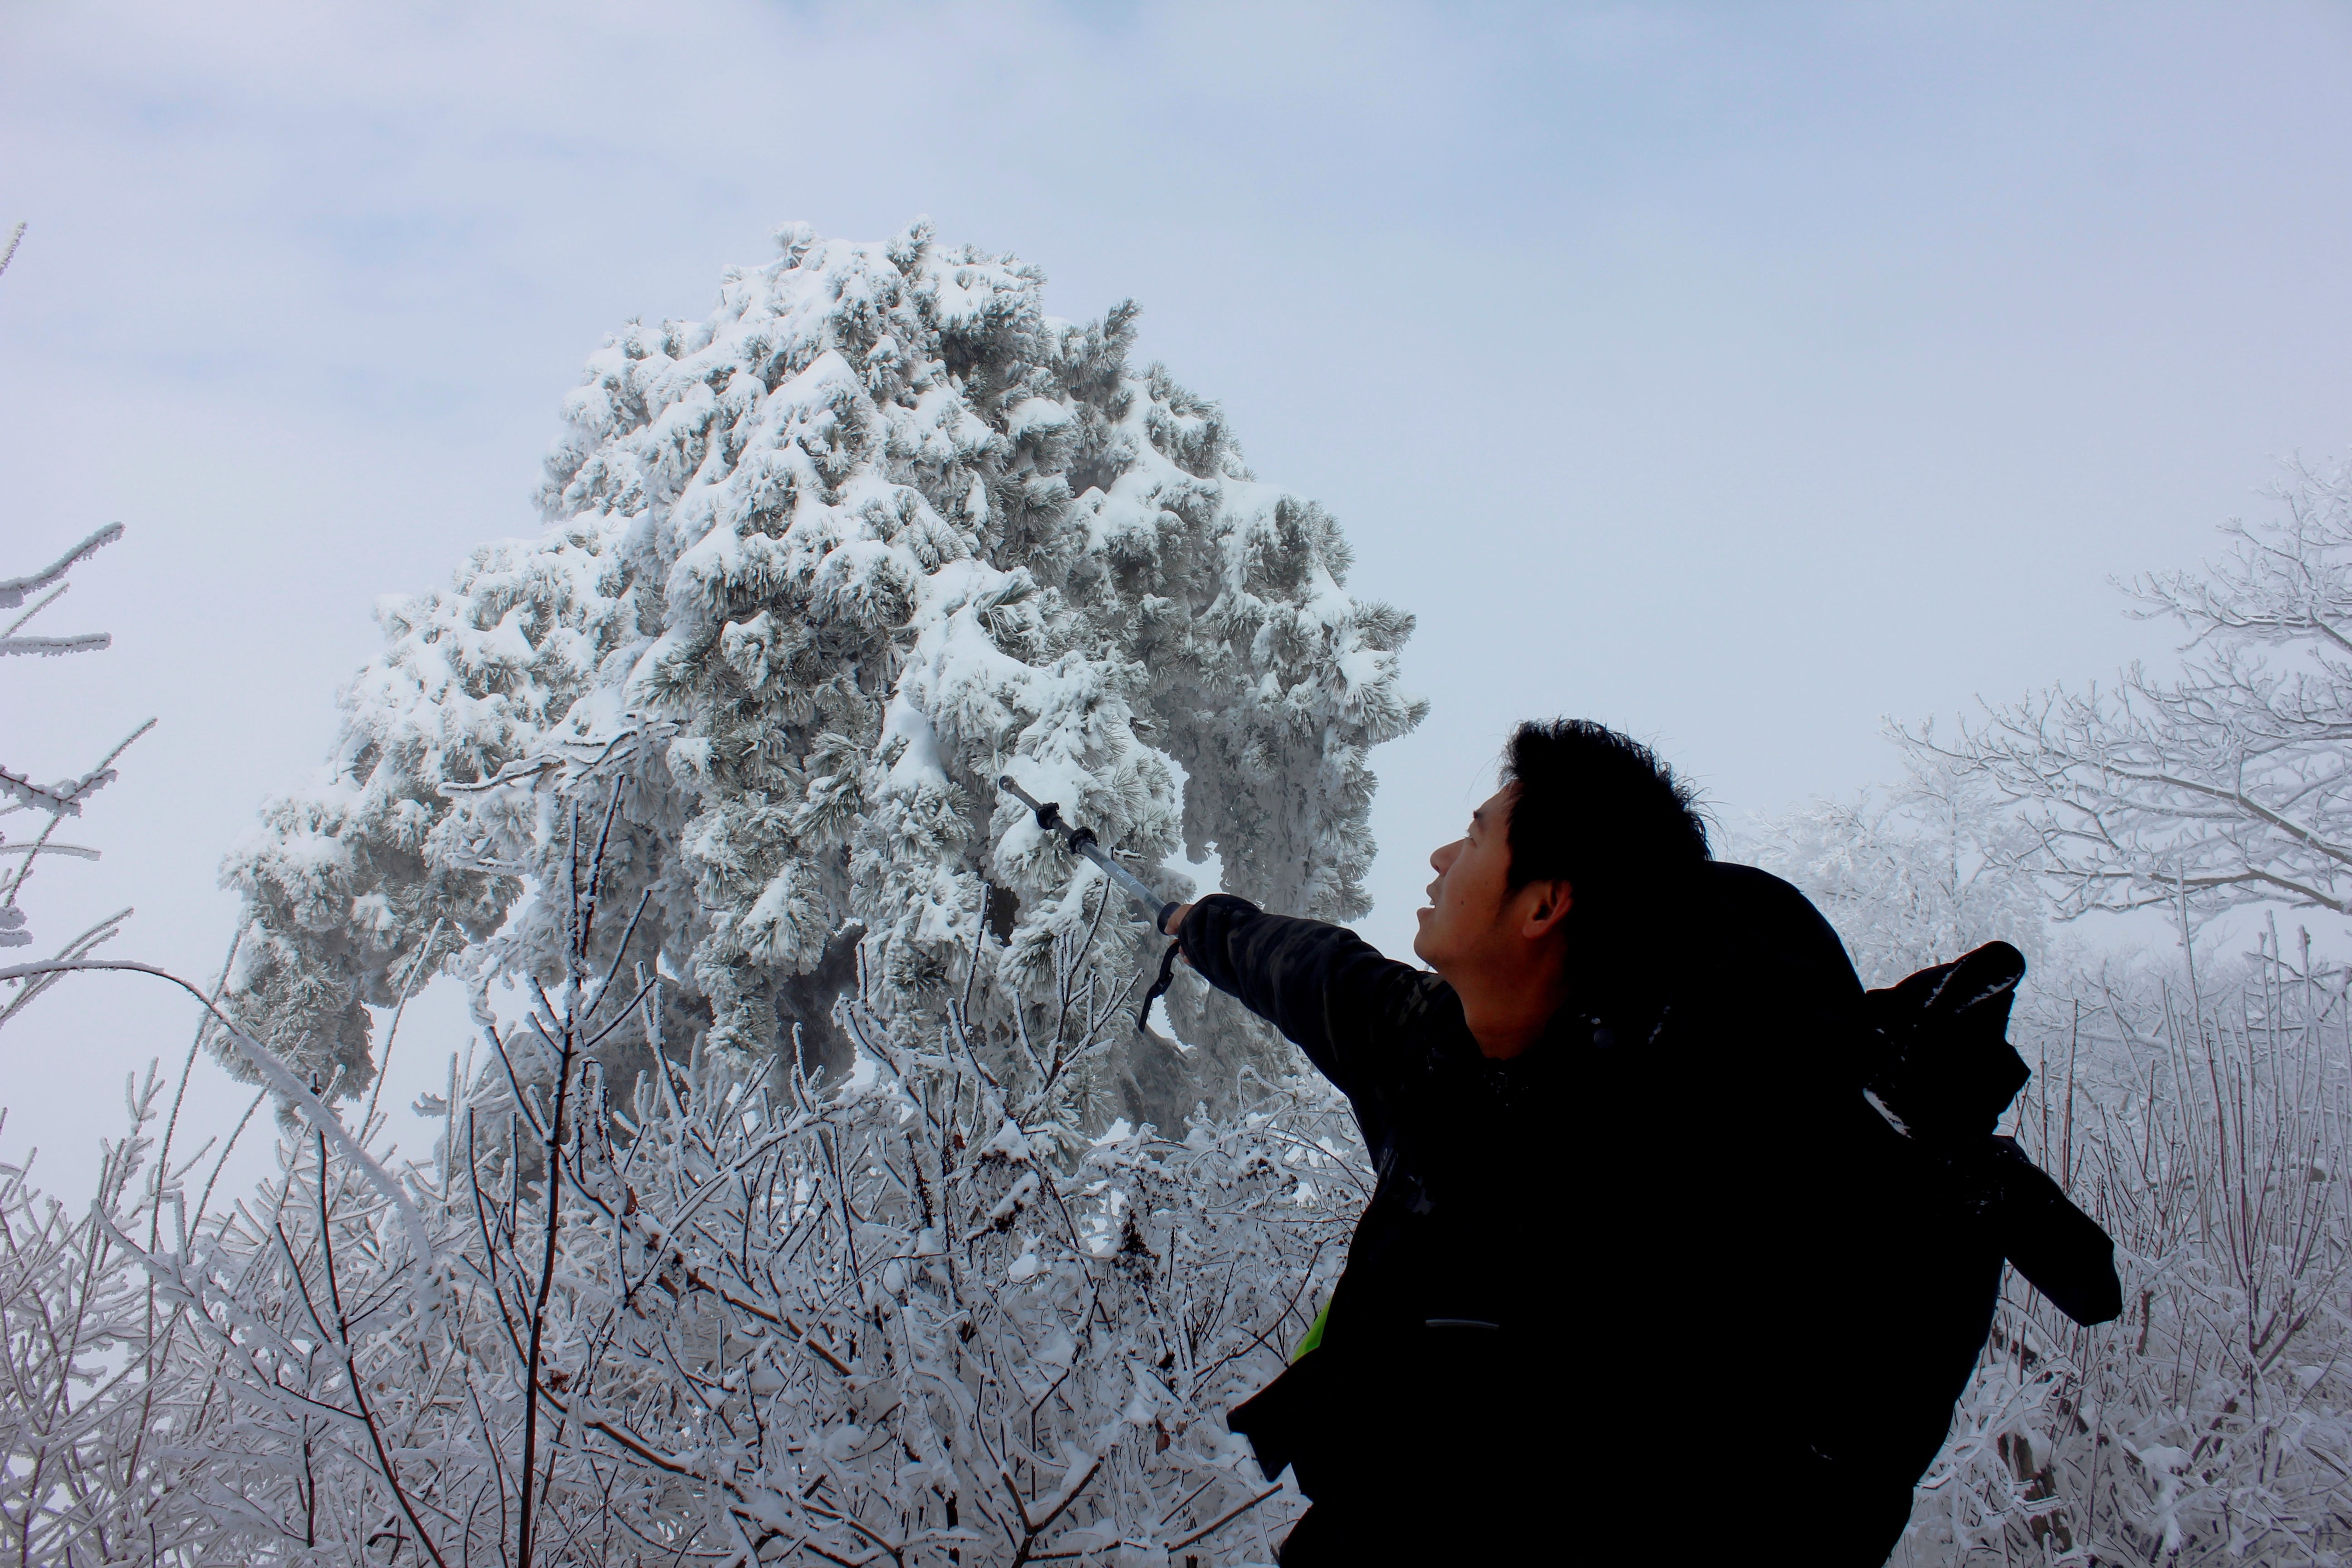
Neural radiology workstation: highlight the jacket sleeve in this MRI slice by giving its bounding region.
[1176,893,1451,1101]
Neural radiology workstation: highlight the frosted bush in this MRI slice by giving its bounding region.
[1754,771,2351,1563]
[0,1073,194,1562]
[1892,943,2352,1566]
[93,800,1362,1564]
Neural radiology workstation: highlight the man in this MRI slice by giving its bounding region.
[1165,719,1927,1563]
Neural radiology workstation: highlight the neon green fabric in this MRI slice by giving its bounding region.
[1291,1299,1331,1362]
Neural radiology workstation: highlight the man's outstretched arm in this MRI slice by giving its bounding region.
[1171,894,1454,1099]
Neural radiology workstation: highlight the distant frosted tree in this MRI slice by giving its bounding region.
[1915,458,2352,931]
[1741,755,2055,989]
[222,221,1424,1121]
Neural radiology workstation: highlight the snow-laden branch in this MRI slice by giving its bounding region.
[0,522,122,610]
[1911,458,2352,928]
[30,859,1351,1563]
[0,632,110,658]
[0,956,439,1307]
[0,717,154,817]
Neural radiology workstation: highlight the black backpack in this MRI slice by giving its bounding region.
[1863,940,2122,1324]
[1815,940,2122,1563]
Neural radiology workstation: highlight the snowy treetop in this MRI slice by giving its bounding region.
[223,220,1424,1121]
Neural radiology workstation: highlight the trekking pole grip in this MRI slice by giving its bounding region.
[997,774,1060,832]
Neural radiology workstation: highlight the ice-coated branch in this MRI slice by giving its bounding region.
[0,842,97,861]
[0,956,440,1303]
[1910,457,2352,930]
[0,522,122,610]
[1,521,145,969]
[0,906,129,1023]
[2,783,1371,1562]
[302,1126,453,1568]
[0,631,110,658]
[0,718,153,818]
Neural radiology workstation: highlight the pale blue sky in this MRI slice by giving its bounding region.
[5,1,2350,1197]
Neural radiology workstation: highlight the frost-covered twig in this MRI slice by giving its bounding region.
[1,507,148,979]
[0,956,440,1298]
[0,523,121,613]
[1888,939,2352,1565]
[1910,458,2352,931]
[0,906,129,1024]
[78,827,1353,1563]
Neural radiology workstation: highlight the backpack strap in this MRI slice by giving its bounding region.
[1136,939,1182,1035]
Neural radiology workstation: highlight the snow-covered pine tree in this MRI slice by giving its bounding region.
[222,221,1424,1122]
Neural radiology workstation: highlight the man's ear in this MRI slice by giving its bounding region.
[1517,878,1573,941]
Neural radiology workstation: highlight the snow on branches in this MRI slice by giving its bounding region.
[2,516,153,1015]
[1740,756,2061,990]
[222,221,1423,1122]
[98,806,1357,1565]
[1916,458,2352,930]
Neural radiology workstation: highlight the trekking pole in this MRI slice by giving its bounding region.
[999,776,1181,933]
[996,776,1187,1033]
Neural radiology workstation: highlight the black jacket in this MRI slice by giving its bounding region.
[1183,865,1949,1565]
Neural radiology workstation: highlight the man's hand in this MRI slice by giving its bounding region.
[1161,902,1194,942]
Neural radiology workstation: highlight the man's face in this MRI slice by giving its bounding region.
[1411,785,1521,975]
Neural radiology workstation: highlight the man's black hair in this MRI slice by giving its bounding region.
[1499,719,1710,907]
